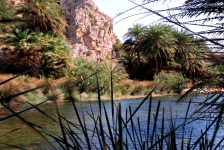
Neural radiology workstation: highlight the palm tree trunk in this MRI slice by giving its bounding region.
[137,50,140,66]
[156,53,159,74]
[189,69,193,86]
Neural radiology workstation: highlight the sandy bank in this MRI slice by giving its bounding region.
[66,92,182,102]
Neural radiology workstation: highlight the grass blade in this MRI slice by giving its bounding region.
[151,100,161,146]
[146,96,152,149]
[1,103,56,149]
[118,103,123,150]
[68,89,92,149]
[124,89,154,129]
[103,102,116,149]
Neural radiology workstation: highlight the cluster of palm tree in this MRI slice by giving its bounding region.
[118,23,211,81]
[0,0,72,78]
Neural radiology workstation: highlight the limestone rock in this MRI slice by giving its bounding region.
[61,0,117,61]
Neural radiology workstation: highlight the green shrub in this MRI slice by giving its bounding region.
[88,12,94,19]
[210,64,224,74]
[39,34,74,79]
[73,58,127,95]
[24,92,47,103]
[153,71,188,94]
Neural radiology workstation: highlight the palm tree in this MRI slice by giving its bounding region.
[3,28,41,77]
[141,24,175,74]
[39,34,73,78]
[172,29,195,84]
[3,28,73,78]
[172,29,210,84]
[182,0,223,23]
[15,0,66,36]
[118,52,138,74]
[4,28,38,55]
[122,23,146,66]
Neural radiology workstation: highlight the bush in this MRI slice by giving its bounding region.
[39,34,74,79]
[153,71,188,94]
[73,58,127,95]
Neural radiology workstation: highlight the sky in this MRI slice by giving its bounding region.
[93,0,185,41]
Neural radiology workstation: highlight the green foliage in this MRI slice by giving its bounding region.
[15,0,66,36]
[24,92,47,103]
[2,28,41,77]
[88,12,94,19]
[0,0,14,20]
[39,34,73,79]
[0,1,18,34]
[1,0,72,79]
[0,0,16,33]
[4,28,37,55]
[120,24,210,80]
[113,39,123,58]
[2,28,73,78]
[88,12,95,26]
[210,64,224,74]
[73,58,127,95]
[122,23,147,66]
[153,71,188,94]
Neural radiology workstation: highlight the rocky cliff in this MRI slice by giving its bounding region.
[61,0,117,61]
[8,0,117,61]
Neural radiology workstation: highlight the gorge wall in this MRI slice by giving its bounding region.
[61,0,117,61]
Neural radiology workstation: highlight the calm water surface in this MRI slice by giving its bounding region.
[0,95,223,149]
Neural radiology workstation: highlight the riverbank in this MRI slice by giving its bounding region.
[0,73,189,105]
[0,90,188,108]
[113,93,182,100]
[66,91,183,102]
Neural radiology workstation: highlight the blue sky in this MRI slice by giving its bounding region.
[93,0,185,41]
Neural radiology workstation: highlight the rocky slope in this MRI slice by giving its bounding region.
[61,0,117,61]
[8,0,117,61]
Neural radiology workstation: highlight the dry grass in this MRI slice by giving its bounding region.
[0,74,65,104]
[0,74,29,103]
[0,74,154,104]
[120,79,153,96]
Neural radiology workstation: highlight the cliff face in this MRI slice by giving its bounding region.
[61,0,117,61]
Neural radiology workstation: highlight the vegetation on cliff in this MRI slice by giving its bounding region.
[0,0,72,79]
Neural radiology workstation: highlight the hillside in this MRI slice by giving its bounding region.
[7,0,117,61]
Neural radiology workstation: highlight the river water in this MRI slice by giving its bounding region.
[0,94,223,149]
